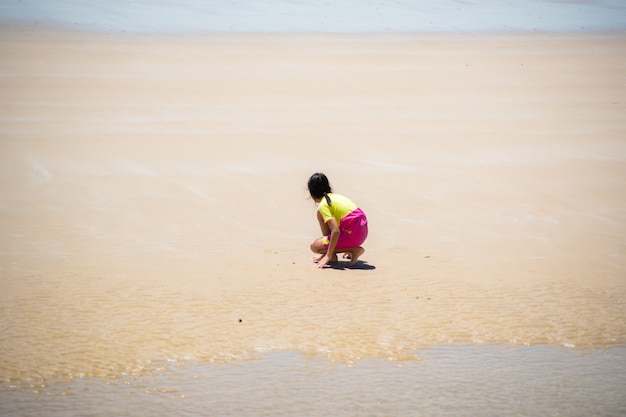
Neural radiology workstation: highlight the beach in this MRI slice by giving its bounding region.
[1,22,625,415]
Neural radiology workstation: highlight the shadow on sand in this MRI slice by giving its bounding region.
[326,260,376,271]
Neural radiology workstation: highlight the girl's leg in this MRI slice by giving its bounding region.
[310,237,326,255]
[340,247,365,267]
[310,239,363,266]
[311,212,335,263]
[310,237,338,263]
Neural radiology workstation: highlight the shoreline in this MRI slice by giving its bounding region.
[3,20,626,36]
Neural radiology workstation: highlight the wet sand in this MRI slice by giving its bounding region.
[1,26,625,381]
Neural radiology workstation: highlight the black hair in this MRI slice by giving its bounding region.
[307,172,332,206]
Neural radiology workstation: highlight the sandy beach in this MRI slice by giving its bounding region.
[1,26,625,381]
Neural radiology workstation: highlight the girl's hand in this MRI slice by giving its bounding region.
[315,254,331,268]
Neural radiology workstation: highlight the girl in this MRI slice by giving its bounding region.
[308,172,368,268]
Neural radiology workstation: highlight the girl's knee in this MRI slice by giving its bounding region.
[310,239,324,253]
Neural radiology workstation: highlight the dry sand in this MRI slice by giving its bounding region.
[1,26,625,381]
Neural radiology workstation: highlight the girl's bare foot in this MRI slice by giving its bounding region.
[343,247,365,267]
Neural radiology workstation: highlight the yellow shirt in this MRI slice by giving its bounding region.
[318,193,358,225]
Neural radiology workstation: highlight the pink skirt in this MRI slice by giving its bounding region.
[323,208,368,250]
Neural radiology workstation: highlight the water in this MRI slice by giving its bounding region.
[2,345,625,416]
[0,0,625,33]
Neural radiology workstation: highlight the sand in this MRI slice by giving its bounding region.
[1,26,625,381]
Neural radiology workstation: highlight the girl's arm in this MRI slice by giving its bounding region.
[316,219,340,269]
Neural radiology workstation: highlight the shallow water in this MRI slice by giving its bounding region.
[1,0,626,33]
[2,345,625,417]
